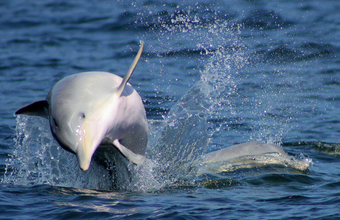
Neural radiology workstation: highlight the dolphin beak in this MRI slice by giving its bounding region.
[76,141,91,171]
[76,122,99,171]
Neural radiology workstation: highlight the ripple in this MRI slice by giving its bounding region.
[242,9,295,30]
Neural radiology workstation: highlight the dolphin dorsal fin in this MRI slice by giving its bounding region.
[117,41,144,96]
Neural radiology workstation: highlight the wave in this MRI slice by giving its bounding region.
[242,9,296,30]
[283,141,340,157]
[253,43,337,64]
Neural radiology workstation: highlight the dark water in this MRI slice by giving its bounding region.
[1,0,340,219]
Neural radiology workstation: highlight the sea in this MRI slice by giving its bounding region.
[1,0,340,219]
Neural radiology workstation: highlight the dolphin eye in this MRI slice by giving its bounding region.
[79,113,85,119]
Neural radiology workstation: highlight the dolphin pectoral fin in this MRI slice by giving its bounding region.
[113,139,146,165]
[15,100,49,118]
[117,41,144,96]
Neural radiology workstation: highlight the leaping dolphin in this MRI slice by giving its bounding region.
[15,41,148,171]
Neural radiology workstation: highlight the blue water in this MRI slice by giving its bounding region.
[1,0,340,219]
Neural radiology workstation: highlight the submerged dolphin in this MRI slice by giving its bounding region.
[200,141,310,173]
[203,141,287,164]
[15,41,148,171]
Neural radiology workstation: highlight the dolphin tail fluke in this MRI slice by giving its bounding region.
[15,100,49,118]
[113,139,146,165]
[117,41,144,96]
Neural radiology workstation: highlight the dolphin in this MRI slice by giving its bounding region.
[199,141,310,174]
[15,41,148,171]
[203,141,287,164]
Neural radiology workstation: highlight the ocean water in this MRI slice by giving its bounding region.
[1,0,340,219]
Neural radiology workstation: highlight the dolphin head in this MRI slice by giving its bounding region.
[47,72,129,171]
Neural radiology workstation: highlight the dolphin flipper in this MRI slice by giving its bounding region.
[113,139,146,165]
[15,100,49,118]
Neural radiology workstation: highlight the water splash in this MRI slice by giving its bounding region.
[140,4,298,147]
[3,116,113,190]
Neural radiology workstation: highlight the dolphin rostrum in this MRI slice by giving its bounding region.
[15,41,148,171]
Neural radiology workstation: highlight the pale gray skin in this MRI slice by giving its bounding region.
[203,141,287,164]
[15,41,148,171]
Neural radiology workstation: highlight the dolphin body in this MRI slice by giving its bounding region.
[15,41,148,171]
